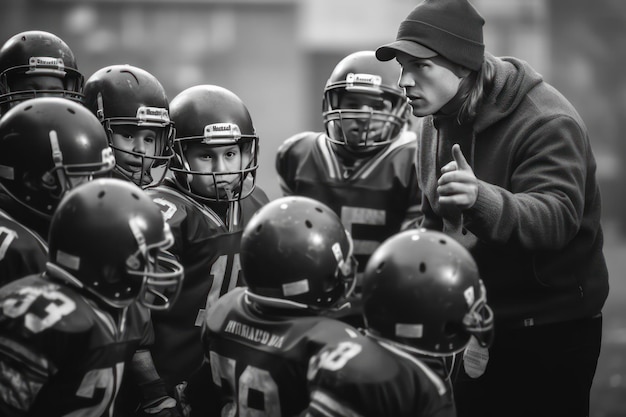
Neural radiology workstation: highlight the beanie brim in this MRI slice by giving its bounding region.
[376,40,437,62]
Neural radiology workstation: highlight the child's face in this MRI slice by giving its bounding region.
[10,75,65,93]
[110,125,159,184]
[337,91,395,149]
[184,143,249,200]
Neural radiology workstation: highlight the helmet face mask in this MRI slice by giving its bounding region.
[83,65,175,189]
[362,229,494,356]
[240,196,357,312]
[0,97,115,218]
[168,85,259,203]
[47,178,184,310]
[0,31,84,115]
[323,51,409,156]
[174,133,257,202]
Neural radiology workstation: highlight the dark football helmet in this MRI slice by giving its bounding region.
[362,229,493,356]
[241,196,357,311]
[0,30,84,114]
[83,65,175,188]
[0,97,115,218]
[47,178,184,310]
[168,84,259,203]
[323,50,409,156]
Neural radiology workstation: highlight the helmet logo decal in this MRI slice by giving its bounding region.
[49,130,63,168]
[346,72,382,94]
[26,57,66,78]
[395,323,423,338]
[96,92,105,122]
[136,106,170,126]
[204,123,241,142]
[56,249,80,270]
[127,217,147,270]
[463,286,476,307]
[101,147,116,169]
[282,279,309,297]
[332,242,351,276]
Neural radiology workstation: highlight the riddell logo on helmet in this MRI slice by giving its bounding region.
[204,123,242,141]
[29,57,64,70]
[136,106,170,124]
[346,73,382,87]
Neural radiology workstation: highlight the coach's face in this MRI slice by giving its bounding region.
[396,51,464,117]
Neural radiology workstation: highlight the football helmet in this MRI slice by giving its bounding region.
[47,178,184,310]
[323,50,409,156]
[241,196,357,311]
[83,65,175,188]
[168,84,258,202]
[0,31,84,113]
[0,97,115,218]
[362,229,493,356]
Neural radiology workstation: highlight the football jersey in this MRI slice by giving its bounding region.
[0,209,48,286]
[276,131,420,273]
[147,180,269,390]
[200,287,361,417]
[306,335,456,417]
[0,274,151,417]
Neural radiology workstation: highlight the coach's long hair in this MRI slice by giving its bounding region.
[457,58,496,125]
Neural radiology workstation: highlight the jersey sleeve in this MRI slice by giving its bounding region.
[0,336,54,416]
[275,131,317,196]
[0,218,48,287]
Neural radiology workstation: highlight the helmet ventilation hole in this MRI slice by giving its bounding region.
[67,108,76,114]
[131,192,140,200]
[97,190,105,199]
[305,220,313,228]
[419,262,427,273]
[315,206,323,213]
[376,261,385,273]
[438,239,447,245]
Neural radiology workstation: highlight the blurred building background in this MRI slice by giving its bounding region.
[1,0,624,415]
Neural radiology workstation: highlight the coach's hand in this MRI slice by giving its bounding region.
[437,143,478,211]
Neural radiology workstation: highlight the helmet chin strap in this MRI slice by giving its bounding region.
[224,187,240,232]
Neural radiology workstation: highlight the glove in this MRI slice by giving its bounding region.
[135,378,182,417]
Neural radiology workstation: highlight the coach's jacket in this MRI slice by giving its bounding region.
[416,52,609,329]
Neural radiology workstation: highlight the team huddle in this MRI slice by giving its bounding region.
[0,0,610,416]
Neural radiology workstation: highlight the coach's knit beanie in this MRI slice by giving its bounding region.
[376,0,485,71]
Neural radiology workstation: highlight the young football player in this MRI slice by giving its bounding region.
[0,97,114,285]
[193,196,359,416]
[0,178,184,417]
[83,64,176,188]
[83,66,183,416]
[0,30,84,116]
[145,84,270,406]
[305,228,494,417]
[275,50,420,327]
